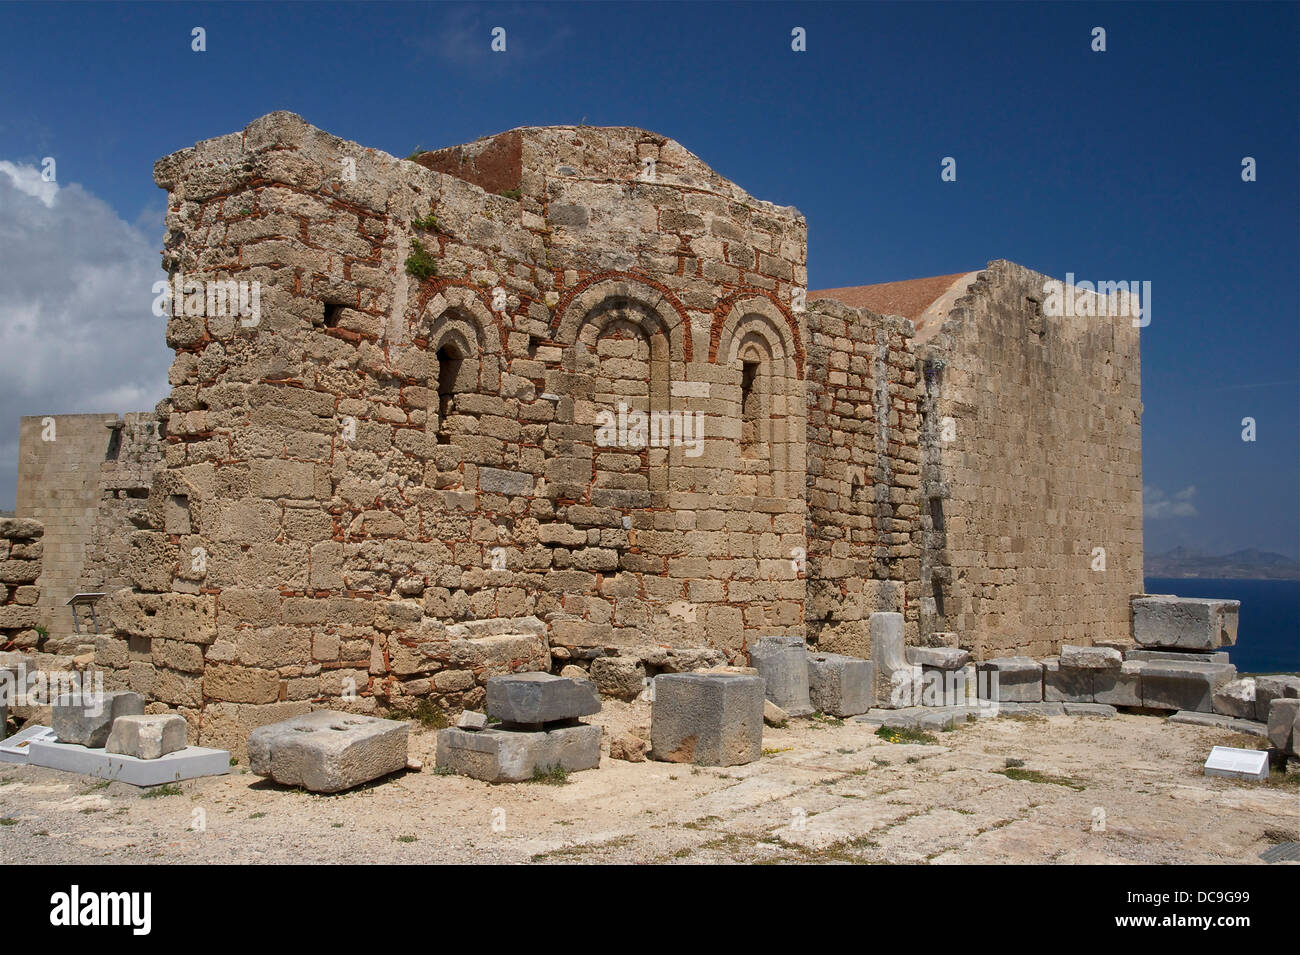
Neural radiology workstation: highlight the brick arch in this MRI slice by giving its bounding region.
[710,290,803,378]
[412,281,502,354]
[552,272,691,362]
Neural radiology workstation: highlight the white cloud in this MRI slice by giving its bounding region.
[0,162,172,510]
[1144,484,1199,519]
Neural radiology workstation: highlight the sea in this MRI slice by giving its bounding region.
[1145,577,1300,674]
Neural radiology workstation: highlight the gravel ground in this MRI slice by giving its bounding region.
[1,703,1296,865]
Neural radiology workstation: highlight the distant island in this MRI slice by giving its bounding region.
[1146,547,1300,580]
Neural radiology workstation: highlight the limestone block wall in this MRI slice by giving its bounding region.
[918,260,1143,658]
[0,517,43,647]
[16,414,121,638]
[805,300,923,656]
[103,112,811,746]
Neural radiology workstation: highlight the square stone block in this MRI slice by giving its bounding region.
[747,636,812,717]
[1132,596,1239,650]
[105,714,188,760]
[435,723,601,782]
[1139,661,1236,712]
[52,690,144,748]
[485,672,600,725]
[1043,659,1094,703]
[248,710,408,793]
[1255,675,1300,722]
[650,672,763,766]
[1094,661,1143,707]
[920,664,975,706]
[1212,678,1257,720]
[906,646,971,670]
[976,657,1043,703]
[1268,698,1299,756]
[1059,645,1122,670]
[806,652,873,717]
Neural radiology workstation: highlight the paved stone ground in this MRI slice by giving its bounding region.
[1,703,1295,864]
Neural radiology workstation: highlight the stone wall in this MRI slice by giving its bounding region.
[104,112,815,748]
[0,517,43,648]
[804,299,922,656]
[917,260,1143,657]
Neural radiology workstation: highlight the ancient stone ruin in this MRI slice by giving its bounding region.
[6,111,1149,756]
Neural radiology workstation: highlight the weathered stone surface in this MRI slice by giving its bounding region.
[806,651,874,717]
[920,664,975,706]
[1042,659,1093,703]
[650,672,763,766]
[1168,710,1268,737]
[1059,645,1122,670]
[1094,661,1143,707]
[435,723,601,781]
[248,711,409,792]
[52,690,144,747]
[608,731,647,763]
[485,672,600,724]
[907,646,971,670]
[1132,596,1240,650]
[105,714,188,760]
[456,710,488,730]
[1139,660,1237,713]
[1125,649,1229,664]
[869,612,919,708]
[976,656,1043,703]
[1255,675,1300,722]
[1212,678,1257,720]
[1062,702,1116,718]
[747,635,813,717]
[589,656,646,702]
[763,699,789,726]
[1268,698,1299,756]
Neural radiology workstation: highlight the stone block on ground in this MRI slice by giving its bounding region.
[1168,711,1268,737]
[1062,702,1117,718]
[1059,645,1123,670]
[763,699,789,726]
[1131,596,1240,650]
[589,656,646,702]
[906,646,971,670]
[1139,660,1237,713]
[650,672,763,766]
[608,731,646,763]
[1255,675,1300,722]
[52,690,144,747]
[806,651,873,717]
[976,656,1043,703]
[1268,698,1299,756]
[746,636,812,717]
[1043,659,1094,703]
[485,672,600,725]
[248,711,409,792]
[1212,678,1257,720]
[105,714,187,760]
[1094,661,1143,707]
[435,723,601,781]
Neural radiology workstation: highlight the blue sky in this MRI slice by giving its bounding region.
[0,1,1296,560]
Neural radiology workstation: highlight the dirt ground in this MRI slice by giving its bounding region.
[1,703,1296,865]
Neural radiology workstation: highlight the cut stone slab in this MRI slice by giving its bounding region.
[1062,702,1117,718]
[1094,661,1143,707]
[906,646,971,670]
[869,612,911,708]
[976,656,1043,703]
[1212,678,1257,720]
[52,690,144,748]
[1168,711,1269,737]
[763,699,789,726]
[456,710,488,730]
[747,636,813,717]
[1204,745,1269,782]
[806,651,873,717]
[248,711,409,793]
[0,723,57,763]
[650,672,763,766]
[435,723,601,782]
[1125,649,1229,665]
[1043,659,1094,703]
[1139,660,1237,713]
[1059,645,1122,670]
[1268,698,1299,756]
[1255,675,1300,722]
[485,672,600,725]
[105,714,187,760]
[920,663,976,706]
[25,740,231,786]
[1132,595,1240,650]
